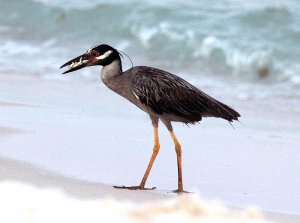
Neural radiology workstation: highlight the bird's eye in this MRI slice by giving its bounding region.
[90,50,98,57]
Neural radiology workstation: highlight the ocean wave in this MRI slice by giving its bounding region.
[193,36,273,78]
[238,5,293,27]
[1,0,300,86]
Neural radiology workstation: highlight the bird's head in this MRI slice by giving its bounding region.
[60,44,121,74]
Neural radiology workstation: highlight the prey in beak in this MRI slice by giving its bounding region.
[60,45,116,74]
[60,54,91,74]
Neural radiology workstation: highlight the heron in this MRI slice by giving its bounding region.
[60,44,240,193]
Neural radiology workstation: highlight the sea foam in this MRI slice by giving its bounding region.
[0,181,271,223]
[1,0,300,87]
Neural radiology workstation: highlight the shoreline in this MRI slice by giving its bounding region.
[0,74,299,220]
[0,156,168,202]
[0,155,299,223]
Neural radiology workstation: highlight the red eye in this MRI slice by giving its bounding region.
[90,50,98,57]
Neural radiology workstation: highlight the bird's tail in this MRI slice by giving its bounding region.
[210,99,241,122]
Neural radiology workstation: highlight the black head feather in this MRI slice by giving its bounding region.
[89,44,121,66]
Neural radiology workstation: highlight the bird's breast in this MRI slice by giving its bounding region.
[101,75,154,115]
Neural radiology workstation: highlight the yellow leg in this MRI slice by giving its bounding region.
[170,130,184,192]
[114,118,159,190]
[139,126,160,188]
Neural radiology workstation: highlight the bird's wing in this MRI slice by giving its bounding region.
[131,67,211,123]
[131,67,240,123]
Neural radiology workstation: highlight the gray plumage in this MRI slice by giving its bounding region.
[101,62,240,125]
[60,44,240,193]
[130,66,240,124]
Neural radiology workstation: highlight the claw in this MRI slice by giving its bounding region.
[113,185,156,190]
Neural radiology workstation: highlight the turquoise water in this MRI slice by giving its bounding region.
[1,0,300,86]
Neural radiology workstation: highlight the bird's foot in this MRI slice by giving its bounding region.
[113,185,156,190]
[171,189,191,194]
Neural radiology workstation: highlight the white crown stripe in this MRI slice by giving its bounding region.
[96,50,113,60]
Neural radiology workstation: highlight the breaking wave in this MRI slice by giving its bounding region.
[1,0,300,86]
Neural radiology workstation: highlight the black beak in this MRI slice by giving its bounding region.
[60,54,90,74]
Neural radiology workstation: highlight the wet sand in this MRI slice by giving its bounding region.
[0,74,299,222]
[0,156,299,222]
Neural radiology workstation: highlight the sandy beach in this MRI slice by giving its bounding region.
[0,156,299,223]
[0,73,299,222]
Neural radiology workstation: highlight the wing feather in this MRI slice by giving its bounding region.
[131,67,240,123]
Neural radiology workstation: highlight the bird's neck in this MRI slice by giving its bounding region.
[100,59,122,84]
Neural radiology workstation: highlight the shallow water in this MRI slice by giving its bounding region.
[1,0,300,89]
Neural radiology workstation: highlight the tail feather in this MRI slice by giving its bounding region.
[210,100,241,122]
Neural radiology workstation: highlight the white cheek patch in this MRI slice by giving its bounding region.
[96,50,113,60]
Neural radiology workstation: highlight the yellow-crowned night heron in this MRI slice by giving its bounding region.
[60,44,240,193]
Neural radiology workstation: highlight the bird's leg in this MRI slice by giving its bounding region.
[162,120,187,193]
[114,116,159,191]
[139,123,160,189]
[169,130,184,193]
